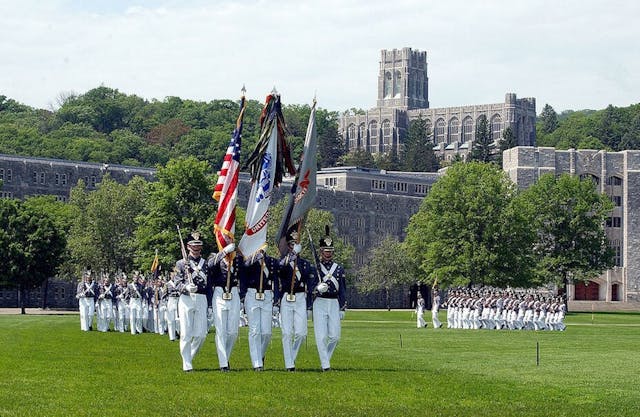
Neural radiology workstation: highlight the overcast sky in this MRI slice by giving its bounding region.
[1,0,638,114]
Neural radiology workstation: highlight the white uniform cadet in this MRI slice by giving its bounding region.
[175,232,213,372]
[416,294,426,328]
[210,243,241,372]
[278,232,314,372]
[310,229,347,371]
[431,290,442,329]
[96,276,115,332]
[76,272,96,331]
[241,250,279,371]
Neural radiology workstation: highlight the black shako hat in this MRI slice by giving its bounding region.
[319,225,334,251]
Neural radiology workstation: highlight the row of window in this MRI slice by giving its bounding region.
[0,191,13,198]
[29,171,97,187]
[0,168,13,182]
[346,114,503,149]
[371,180,431,195]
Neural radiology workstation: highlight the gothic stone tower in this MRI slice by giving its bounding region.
[376,47,429,110]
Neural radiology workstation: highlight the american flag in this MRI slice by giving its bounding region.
[213,97,245,251]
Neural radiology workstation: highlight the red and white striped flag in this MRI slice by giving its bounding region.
[213,96,245,251]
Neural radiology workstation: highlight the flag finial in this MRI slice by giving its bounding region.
[241,84,246,96]
[271,86,278,95]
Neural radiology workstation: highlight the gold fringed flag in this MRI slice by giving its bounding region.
[276,98,318,256]
[239,91,295,258]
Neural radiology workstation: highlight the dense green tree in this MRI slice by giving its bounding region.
[67,175,147,275]
[357,236,417,310]
[375,151,401,171]
[134,157,217,271]
[0,197,66,313]
[517,173,614,291]
[470,115,496,163]
[401,116,439,172]
[339,149,376,168]
[539,104,559,134]
[405,162,535,289]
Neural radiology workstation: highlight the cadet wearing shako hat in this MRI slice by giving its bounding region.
[310,226,346,371]
[76,270,96,331]
[278,230,315,372]
[128,271,147,335]
[174,231,214,372]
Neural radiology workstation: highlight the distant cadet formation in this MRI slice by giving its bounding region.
[75,228,347,372]
[441,288,567,331]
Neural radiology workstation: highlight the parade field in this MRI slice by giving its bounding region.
[1,310,639,417]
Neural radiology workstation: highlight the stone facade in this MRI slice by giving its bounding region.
[339,47,537,161]
[1,155,439,309]
[503,146,640,307]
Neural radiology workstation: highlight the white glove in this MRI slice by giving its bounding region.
[316,282,329,294]
[240,302,245,313]
[340,310,345,320]
[272,305,280,316]
[307,309,312,320]
[207,307,213,320]
[186,283,197,293]
[292,243,302,254]
[222,243,235,255]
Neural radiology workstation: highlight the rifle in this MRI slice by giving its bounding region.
[305,227,322,282]
[176,225,194,286]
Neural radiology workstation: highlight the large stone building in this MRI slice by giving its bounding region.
[503,146,640,309]
[0,154,438,310]
[339,47,537,162]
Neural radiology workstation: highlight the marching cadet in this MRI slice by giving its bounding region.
[76,270,96,331]
[310,228,346,371]
[278,231,315,372]
[153,277,168,335]
[174,232,214,372]
[115,274,129,333]
[431,286,442,329]
[209,243,241,372]
[240,248,280,371]
[128,272,146,335]
[96,274,115,332]
[165,270,180,341]
[416,292,426,328]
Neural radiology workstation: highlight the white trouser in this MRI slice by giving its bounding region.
[245,288,274,368]
[155,304,167,334]
[213,287,240,368]
[280,292,308,369]
[432,308,442,328]
[129,298,143,334]
[117,300,129,332]
[178,293,208,371]
[166,297,179,340]
[78,297,94,331]
[97,299,113,332]
[313,297,341,370]
[417,307,426,328]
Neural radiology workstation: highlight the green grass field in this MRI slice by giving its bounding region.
[1,310,639,417]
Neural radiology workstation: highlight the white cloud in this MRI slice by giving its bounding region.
[1,0,639,113]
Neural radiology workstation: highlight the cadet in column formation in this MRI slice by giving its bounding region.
[240,248,280,371]
[127,272,146,335]
[278,231,314,372]
[76,270,96,331]
[174,232,214,372]
[310,227,346,371]
[97,274,115,332]
[210,242,241,372]
[165,270,180,341]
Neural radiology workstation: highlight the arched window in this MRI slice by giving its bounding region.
[580,173,600,186]
[462,117,473,143]
[448,117,459,143]
[424,119,433,142]
[384,72,392,98]
[606,176,623,186]
[382,120,392,151]
[490,114,502,141]
[394,70,402,97]
[435,118,446,144]
[358,123,366,148]
[369,120,378,151]
[347,124,356,150]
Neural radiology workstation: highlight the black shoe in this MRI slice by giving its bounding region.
[322,367,331,372]
[286,367,295,372]
[184,369,193,373]
[220,366,230,372]
[254,366,263,372]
